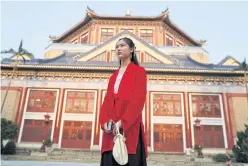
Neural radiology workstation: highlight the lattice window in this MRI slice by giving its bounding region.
[27,90,57,113]
[191,95,221,118]
[135,51,141,62]
[166,35,173,46]
[110,50,118,62]
[101,28,114,43]
[140,29,153,44]
[120,29,134,33]
[65,91,95,114]
[81,32,88,44]
[154,132,159,142]
[153,94,182,116]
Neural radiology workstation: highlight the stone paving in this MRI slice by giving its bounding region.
[0,160,162,166]
[2,160,248,166]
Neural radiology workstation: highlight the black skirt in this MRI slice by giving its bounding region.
[100,124,147,166]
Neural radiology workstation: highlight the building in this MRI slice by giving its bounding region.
[1,7,248,153]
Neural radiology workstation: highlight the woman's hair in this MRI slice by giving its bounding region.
[117,37,139,66]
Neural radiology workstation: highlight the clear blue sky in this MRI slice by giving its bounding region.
[1,1,248,63]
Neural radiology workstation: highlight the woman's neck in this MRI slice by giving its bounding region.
[121,58,131,67]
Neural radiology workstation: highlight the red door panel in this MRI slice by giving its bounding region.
[61,121,92,149]
[154,124,183,152]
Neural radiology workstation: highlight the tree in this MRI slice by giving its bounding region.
[1,40,33,113]
[232,124,248,163]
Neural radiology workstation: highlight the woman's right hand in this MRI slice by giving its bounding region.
[104,122,111,133]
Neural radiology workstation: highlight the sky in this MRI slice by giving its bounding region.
[1,1,248,63]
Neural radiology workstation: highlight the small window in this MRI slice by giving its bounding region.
[110,50,118,62]
[101,28,114,43]
[121,29,134,33]
[166,35,173,46]
[140,29,153,44]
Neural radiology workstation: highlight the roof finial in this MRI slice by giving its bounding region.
[162,7,169,13]
[87,6,94,12]
[125,9,131,16]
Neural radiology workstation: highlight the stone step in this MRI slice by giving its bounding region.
[2,155,246,166]
[3,148,246,166]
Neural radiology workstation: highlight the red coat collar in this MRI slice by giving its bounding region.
[111,62,136,95]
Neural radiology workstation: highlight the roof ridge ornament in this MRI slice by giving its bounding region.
[86,6,94,13]
[162,7,169,14]
[125,9,131,16]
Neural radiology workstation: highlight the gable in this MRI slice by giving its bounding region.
[88,51,107,62]
[77,32,174,64]
[142,52,162,63]
[222,58,239,66]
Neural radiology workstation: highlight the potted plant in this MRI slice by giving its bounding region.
[194,144,204,158]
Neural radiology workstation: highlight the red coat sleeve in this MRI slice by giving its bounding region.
[99,76,112,130]
[121,67,147,132]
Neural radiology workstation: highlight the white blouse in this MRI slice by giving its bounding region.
[114,66,127,94]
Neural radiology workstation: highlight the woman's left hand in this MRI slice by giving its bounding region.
[113,120,121,136]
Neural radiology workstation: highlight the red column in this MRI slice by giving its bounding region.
[106,51,110,62]
[95,26,99,44]
[154,28,158,46]
[52,88,65,144]
[93,89,101,145]
[141,52,144,63]
[184,92,192,148]
[16,87,28,142]
[147,91,151,147]
[222,93,234,149]
[135,26,139,36]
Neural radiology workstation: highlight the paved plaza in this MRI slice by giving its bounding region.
[2,161,99,166]
[0,160,167,166]
[1,161,159,166]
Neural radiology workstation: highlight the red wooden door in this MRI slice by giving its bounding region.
[154,124,183,152]
[61,121,92,149]
[21,119,52,142]
[194,125,224,148]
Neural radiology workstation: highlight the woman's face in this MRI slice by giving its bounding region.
[115,39,134,60]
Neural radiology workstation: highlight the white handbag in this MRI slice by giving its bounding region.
[112,125,128,165]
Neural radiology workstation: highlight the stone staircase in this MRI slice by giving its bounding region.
[1,148,247,166]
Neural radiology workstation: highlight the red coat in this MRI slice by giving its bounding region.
[99,62,148,157]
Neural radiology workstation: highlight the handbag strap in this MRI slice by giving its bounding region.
[116,122,124,137]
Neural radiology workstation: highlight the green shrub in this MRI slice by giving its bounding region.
[1,118,19,140]
[213,153,226,162]
[1,118,19,155]
[232,124,248,163]
[3,141,16,155]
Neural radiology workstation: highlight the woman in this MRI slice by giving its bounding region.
[99,37,147,166]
